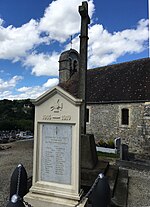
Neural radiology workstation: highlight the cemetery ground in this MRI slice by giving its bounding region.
[0,139,33,206]
[0,140,150,207]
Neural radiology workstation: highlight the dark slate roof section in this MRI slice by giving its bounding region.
[59,58,150,103]
[59,72,79,98]
[87,58,150,103]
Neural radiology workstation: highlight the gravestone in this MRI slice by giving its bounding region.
[114,137,121,153]
[24,86,84,207]
[120,144,129,161]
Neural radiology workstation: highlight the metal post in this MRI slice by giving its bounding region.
[89,173,111,207]
[9,164,28,200]
[7,164,28,207]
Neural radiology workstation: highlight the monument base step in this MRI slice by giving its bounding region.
[81,159,109,188]
[24,192,87,207]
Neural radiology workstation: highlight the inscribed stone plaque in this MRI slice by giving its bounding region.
[41,123,72,184]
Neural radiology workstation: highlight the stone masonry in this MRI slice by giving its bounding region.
[86,102,150,155]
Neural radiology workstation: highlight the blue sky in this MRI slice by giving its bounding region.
[0,0,149,100]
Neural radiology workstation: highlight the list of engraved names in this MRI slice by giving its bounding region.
[41,124,72,184]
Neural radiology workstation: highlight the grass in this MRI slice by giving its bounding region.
[97,151,119,158]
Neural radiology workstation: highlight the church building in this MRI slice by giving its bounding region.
[59,49,150,156]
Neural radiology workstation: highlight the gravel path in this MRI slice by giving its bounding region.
[0,140,33,206]
[127,169,150,207]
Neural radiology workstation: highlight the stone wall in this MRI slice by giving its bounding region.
[86,102,150,154]
[142,103,150,155]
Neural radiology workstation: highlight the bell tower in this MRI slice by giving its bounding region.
[59,49,79,83]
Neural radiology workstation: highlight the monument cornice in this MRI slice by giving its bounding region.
[32,86,82,106]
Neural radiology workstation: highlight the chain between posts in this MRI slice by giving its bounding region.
[16,164,22,196]
[22,199,33,207]
[13,173,104,207]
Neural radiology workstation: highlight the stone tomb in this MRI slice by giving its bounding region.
[25,86,83,207]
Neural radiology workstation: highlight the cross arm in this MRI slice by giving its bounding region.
[79,1,90,24]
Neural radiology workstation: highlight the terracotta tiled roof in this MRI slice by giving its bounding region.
[59,58,150,103]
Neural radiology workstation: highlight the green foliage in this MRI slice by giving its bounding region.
[107,139,115,149]
[98,139,107,147]
[0,99,34,132]
[98,138,115,149]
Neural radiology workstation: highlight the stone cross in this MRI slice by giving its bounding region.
[78,1,90,134]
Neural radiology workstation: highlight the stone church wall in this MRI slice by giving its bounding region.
[86,102,150,154]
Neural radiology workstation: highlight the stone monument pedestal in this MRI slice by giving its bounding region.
[25,191,84,207]
[24,86,85,207]
[81,134,98,169]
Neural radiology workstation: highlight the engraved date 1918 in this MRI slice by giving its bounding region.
[61,115,71,121]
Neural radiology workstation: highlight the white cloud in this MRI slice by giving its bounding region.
[88,19,149,67]
[0,76,23,91]
[39,0,95,42]
[0,0,94,62]
[65,19,149,68]
[43,78,59,88]
[16,85,46,99]
[17,77,58,94]
[17,86,31,93]
[0,19,43,60]
[0,91,12,100]
[2,77,59,100]
[23,52,59,76]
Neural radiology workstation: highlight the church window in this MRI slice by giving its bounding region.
[73,60,78,73]
[86,106,90,123]
[69,58,72,76]
[121,108,129,125]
